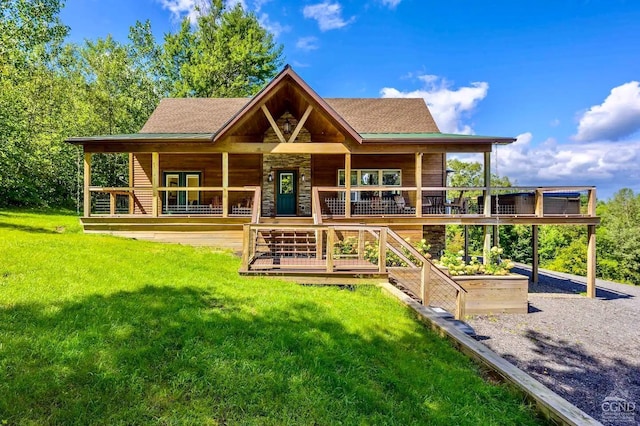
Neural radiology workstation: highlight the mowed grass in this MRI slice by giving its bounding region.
[0,210,542,425]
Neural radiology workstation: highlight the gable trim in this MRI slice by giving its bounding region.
[213,65,363,144]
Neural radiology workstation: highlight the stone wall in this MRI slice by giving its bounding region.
[261,112,312,216]
[423,225,446,257]
[262,154,311,216]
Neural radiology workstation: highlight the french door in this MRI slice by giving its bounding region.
[164,172,201,212]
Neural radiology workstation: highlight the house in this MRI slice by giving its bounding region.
[67,65,600,304]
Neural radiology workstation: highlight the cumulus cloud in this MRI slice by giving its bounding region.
[157,0,208,23]
[258,13,289,37]
[574,81,640,142]
[380,0,401,8]
[380,75,489,134]
[296,36,319,51]
[495,132,640,193]
[303,2,355,31]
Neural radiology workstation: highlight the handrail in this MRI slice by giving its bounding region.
[315,185,596,192]
[251,186,261,224]
[386,228,467,295]
[312,187,322,225]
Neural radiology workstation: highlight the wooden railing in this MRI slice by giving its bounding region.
[87,185,260,217]
[313,185,597,219]
[240,223,467,319]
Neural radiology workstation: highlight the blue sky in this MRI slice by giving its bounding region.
[61,0,640,199]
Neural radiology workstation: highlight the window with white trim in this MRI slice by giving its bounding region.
[337,169,401,201]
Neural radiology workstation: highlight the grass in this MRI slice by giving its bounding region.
[0,209,543,425]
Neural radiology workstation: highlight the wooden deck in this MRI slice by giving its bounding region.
[250,257,379,271]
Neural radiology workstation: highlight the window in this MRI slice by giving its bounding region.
[163,171,201,211]
[337,169,401,200]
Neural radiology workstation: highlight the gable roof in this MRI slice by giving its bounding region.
[326,98,439,134]
[140,98,249,134]
[67,65,515,146]
[139,97,440,135]
[212,65,363,143]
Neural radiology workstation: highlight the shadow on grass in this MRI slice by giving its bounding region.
[501,329,640,423]
[0,222,62,234]
[0,285,541,425]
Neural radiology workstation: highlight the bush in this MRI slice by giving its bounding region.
[434,247,514,276]
[334,237,431,267]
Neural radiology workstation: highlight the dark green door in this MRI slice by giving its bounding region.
[276,170,297,216]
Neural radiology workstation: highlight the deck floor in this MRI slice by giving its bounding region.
[250,257,378,271]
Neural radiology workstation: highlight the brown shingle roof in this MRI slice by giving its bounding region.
[140,98,249,134]
[326,98,439,133]
[140,97,440,134]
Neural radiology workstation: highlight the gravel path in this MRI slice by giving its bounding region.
[466,267,640,425]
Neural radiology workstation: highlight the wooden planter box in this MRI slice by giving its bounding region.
[452,274,528,315]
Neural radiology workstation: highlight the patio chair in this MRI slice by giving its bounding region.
[443,191,468,214]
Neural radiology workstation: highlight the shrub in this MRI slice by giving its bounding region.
[434,247,514,276]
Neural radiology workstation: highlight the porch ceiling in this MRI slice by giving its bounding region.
[228,81,346,142]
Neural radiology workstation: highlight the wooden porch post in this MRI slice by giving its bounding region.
[83,152,91,217]
[421,260,431,306]
[532,225,539,284]
[378,227,387,274]
[587,224,596,298]
[345,153,351,218]
[483,226,491,265]
[415,152,423,217]
[482,151,491,264]
[151,152,159,217]
[222,152,229,218]
[128,153,134,214]
[326,227,335,273]
[535,189,544,217]
[483,151,491,218]
[463,225,469,261]
[492,225,499,247]
[588,188,597,216]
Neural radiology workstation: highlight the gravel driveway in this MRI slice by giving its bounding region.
[466,267,640,425]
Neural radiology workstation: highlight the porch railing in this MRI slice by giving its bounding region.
[240,224,467,319]
[313,186,597,219]
[87,186,261,218]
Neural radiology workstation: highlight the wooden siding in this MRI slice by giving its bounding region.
[132,153,262,213]
[311,153,444,206]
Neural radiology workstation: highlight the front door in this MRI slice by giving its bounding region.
[276,170,297,215]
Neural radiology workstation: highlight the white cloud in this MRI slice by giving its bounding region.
[303,2,355,31]
[258,13,289,38]
[495,132,640,194]
[574,81,640,142]
[225,0,247,9]
[252,0,270,12]
[157,0,208,23]
[296,36,319,51]
[380,0,401,9]
[550,118,560,127]
[380,75,489,134]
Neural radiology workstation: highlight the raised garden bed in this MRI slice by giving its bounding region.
[452,273,529,315]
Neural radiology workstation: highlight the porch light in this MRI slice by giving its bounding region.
[301,173,305,182]
[283,118,292,135]
[268,171,274,182]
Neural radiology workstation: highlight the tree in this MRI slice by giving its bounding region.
[161,1,283,97]
[0,0,71,206]
[444,159,512,255]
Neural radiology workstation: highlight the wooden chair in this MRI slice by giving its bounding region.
[444,191,468,214]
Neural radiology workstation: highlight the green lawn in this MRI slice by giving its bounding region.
[0,210,542,425]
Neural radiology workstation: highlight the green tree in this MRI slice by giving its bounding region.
[444,159,512,256]
[0,0,71,206]
[161,0,283,97]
